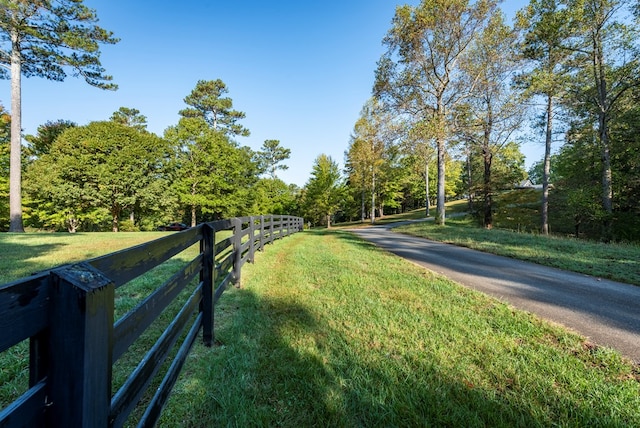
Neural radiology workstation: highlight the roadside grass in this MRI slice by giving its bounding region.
[161,230,640,427]
[396,217,640,286]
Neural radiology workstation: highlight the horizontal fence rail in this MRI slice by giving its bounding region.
[0,215,303,428]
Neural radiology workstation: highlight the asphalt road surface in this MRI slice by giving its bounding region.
[349,222,640,364]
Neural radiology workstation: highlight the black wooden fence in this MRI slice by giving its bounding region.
[0,215,303,427]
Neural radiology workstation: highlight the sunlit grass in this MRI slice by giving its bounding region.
[2,229,639,426]
[0,232,168,283]
[161,230,640,426]
[396,217,640,285]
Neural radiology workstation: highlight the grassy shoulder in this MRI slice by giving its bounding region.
[162,229,640,427]
[395,216,640,286]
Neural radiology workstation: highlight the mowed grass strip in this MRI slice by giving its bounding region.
[161,229,640,427]
[396,217,640,286]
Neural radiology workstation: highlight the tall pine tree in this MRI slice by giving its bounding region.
[0,0,118,232]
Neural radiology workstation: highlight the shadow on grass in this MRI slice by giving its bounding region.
[0,240,69,284]
[162,285,610,427]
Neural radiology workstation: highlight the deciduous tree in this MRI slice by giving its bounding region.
[24,119,76,161]
[375,0,497,225]
[346,99,401,223]
[303,154,343,228]
[165,117,257,226]
[459,11,525,229]
[516,0,576,234]
[566,0,639,240]
[25,121,171,232]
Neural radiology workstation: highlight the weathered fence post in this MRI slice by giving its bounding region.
[47,262,114,427]
[269,215,276,244]
[232,217,242,287]
[249,217,256,263]
[200,223,215,346]
[259,215,265,251]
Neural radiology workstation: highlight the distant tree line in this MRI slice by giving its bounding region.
[2,0,640,242]
[0,79,300,232]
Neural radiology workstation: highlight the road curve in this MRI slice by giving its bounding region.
[348,223,640,364]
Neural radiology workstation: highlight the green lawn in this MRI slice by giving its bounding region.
[0,232,169,283]
[1,230,639,426]
[162,230,640,427]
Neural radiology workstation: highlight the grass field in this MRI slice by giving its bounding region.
[0,232,169,283]
[160,230,639,427]
[1,226,639,426]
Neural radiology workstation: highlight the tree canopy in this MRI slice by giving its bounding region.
[179,79,250,137]
[25,121,171,232]
[257,139,291,179]
[303,154,343,228]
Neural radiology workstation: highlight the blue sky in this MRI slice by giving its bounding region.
[2,0,533,187]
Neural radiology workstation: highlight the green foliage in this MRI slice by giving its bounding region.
[250,178,300,216]
[179,79,250,137]
[345,99,402,221]
[550,104,640,241]
[528,154,561,184]
[165,117,258,224]
[110,107,148,132]
[515,0,575,98]
[1,0,118,232]
[0,0,119,89]
[302,154,344,227]
[24,119,76,161]
[375,0,499,225]
[256,139,290,179]
[462,141,527,195]
[24,121,173,232]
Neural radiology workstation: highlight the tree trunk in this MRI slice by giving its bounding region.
[326,213,331,228]
[9,27,24,232]
[360,186,365,223]
[466,147,474,214]
[592,26,613,241]
[600,113,613,241]
[112,213,119,232]
[370,170,376,224]
[435,101,446,226]
[67,216,78,233]
[425,160,430,217]
[191,182,198,227]
[483,106,493,229]
[112,204,120,232]
[483,148,493,229]
[541,94,552,235]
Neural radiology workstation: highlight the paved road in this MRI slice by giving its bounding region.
[349,222,640,364]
